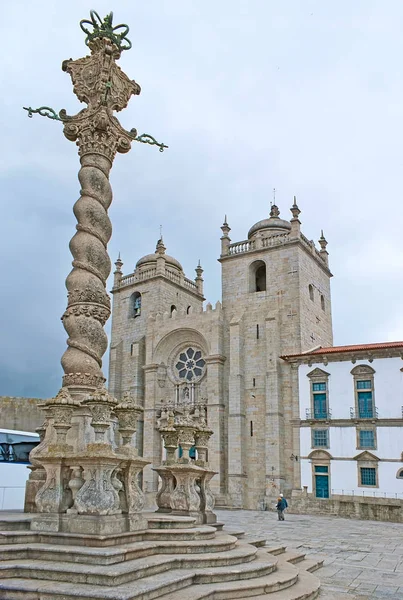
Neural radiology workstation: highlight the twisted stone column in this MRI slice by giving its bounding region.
[61,154,112,389]
[59,34,140,393]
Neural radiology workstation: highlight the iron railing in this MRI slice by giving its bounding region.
[305,409,332,420]
[350,407,378,419]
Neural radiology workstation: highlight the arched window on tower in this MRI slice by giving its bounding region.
[131,292,141,318]
[170,304,177,314]
[249,260,266,292]
[309,284,314,301]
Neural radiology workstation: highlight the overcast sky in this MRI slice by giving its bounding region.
[1,0,403,399]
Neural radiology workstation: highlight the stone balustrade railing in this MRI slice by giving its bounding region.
[225,231,327,265]
[165,268,181,285]
[228,240,255,255]
[261,232,289,247]
[184,277,198,291]
[300,232,325,263]
[114,266,202,294]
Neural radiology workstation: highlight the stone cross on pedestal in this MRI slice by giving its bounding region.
[23,10,166,534]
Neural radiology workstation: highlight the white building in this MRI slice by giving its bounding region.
[282,342,403,515]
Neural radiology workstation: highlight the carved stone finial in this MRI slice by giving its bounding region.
[221,216,231,235]
[156,238,166,255]
[269,204,280,218]
[319,230,328,251]
[195,261,203,277]
[114,253,123,272]
[290,196,301,220]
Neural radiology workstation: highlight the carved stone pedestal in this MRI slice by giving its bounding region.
[31,447,150,534]
[154,466,176,513]
[198,469,217,524]
[24,466,47,513]
[169,464,206,523]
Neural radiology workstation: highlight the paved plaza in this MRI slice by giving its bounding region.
[217,509,403,599]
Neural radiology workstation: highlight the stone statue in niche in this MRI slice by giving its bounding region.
[157,363,167,388]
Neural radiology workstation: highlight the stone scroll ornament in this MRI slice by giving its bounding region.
[23,11,168,394]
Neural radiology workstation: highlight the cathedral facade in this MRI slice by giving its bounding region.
[108,201,333,509]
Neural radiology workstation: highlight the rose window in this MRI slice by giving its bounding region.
[175,348,206,381]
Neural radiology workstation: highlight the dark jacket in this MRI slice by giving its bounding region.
[276,498,286,511]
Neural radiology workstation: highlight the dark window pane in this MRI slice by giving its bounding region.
[196,359,205,368]
[186,371,193,381]
[194,368,202,376]
[360,467,376,486]
[312,382,326,391]
[357,380,371,389]
[176,362,185,370]
[179,353,187,362]
[187,348,194,358]
[359,430,374,448]
[313,430,328,447]
[194,351,202,360]
[179,369,187,378]
[314,465,328,473]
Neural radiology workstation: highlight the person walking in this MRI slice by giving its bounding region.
[276,496,286,521]
[280,493,288,510]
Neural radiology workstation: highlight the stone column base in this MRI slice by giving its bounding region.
[30,512,148,534]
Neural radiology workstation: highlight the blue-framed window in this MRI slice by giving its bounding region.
[357,380,373,418]
[313,429,329,448]
[313,382,327,419]
[359,430,375,449]
[360,467,376,486]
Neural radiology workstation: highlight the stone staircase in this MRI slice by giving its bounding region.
[0,513,323,600]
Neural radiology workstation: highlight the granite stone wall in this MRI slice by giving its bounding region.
[0,396,44,433]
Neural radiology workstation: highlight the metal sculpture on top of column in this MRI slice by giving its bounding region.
[23,10,166,533]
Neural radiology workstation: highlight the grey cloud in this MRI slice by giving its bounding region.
[2,0,403,398]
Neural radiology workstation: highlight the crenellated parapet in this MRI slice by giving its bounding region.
[148,300,222,324]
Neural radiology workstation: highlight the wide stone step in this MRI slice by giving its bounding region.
[0,533,240,567]
[0,538,257,568]
[0,518,31,532]
[0,546,274,587]
[147,516,197,529]
[242,535,267,548]
[0,526,234,549]
[142,562,300,600]
[220,527,245,538]
[231,570,320,600]
[0,570,194,600]
[0,561,300,600]
[266,544,286,555]
[145,526,216,541]
[295,557,324,573]
[278,550,306,564]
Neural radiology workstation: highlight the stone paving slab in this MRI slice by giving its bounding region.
[216,509,403,599]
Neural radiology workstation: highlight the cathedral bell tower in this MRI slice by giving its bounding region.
[219,199,333,509]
